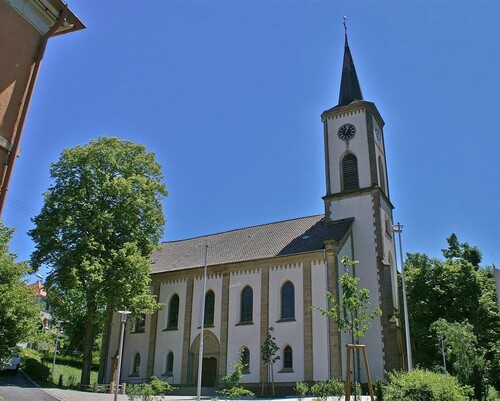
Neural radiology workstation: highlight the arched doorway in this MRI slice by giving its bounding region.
[190,331,220,386]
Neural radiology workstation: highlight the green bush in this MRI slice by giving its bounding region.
[21,348,43,362]
[218,385,255,399]
[383,369,474,401]
[294,381,309,399]
[148,376,177,394]
[310,378,344,400]
[22,356,51,383]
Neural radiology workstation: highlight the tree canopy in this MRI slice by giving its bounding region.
[405,234,500,395]
[29,137,167,385]
[0,223,40,361]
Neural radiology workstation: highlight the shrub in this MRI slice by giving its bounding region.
[126,383,156,401]
[219,385,255,399]
[310,378,345,400]
[294,381,309,399]
[148,376,177,394]
[383,369,474,401]
[310,380,331,400]
[22,356,51,383]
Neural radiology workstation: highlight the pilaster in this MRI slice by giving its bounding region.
[219,273,230,377]
[259,266,269,383]
[146,282,161,377]
[302,262,313,381]
[181,276,194,383]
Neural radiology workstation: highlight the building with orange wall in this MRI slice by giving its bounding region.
[0,0,84,216]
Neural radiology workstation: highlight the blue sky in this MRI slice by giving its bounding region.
[4,0,499,277]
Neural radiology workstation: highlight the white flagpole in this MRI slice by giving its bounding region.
[196,244,208,401]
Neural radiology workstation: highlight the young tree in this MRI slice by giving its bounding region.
[312,256,381,397]
[431,319,487,400]
[0,223,40,361]
[261,326,280,396]
[29,137,167,385]
[313,256,381,341]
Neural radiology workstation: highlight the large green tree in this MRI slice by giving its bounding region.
[405,235,500,393]
[29,137,167,385]
[0,223,40,361]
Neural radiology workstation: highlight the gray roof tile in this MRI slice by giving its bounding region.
[151,215,353,274]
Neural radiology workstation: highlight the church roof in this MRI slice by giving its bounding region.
[337,33,363,107]
[151,215,353,274]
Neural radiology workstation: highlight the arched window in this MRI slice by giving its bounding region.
[241,347,250,373]
[167,294,179,329]
[132,353,141,376]
[342,153,359,191]
[378,156,386,194]
[240,286,253,323]
[204,290,215,327]
[133,315,146,333]
[281,281,295,319]
[283,345,293,370]
[166,351,174,374]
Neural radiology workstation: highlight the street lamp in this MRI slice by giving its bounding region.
[392,222,412,370]
[51,320,63,379]
[114,310,131,401]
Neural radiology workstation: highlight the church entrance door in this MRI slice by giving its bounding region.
[201,357,217,386]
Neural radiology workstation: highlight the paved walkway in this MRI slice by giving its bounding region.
[42,387,199,401]
[41,388,373,401]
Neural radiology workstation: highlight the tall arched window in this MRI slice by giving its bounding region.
[283,345,293,370]
[204,290,215,327]
[241,347,250,373]
[132,353,141,376]
[342,153,359,191]
[378,156,386,194]
[167,294,179,329]
[281,281,295,319]
[166,351,174,374]
[240,286,253,323]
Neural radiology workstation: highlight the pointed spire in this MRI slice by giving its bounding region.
[338,17,363,107]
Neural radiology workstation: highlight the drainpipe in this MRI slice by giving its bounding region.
[0,7,69,217]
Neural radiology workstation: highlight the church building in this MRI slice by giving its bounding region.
[101,27,404,393]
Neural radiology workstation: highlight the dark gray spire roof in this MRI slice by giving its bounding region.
[338,34,363,107]
[150,215,354,274]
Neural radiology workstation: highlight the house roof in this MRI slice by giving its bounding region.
[151,215,353,274]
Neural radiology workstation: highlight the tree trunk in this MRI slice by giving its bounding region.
[80,297,97,386]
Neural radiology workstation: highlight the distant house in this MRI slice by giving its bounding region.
[27,281,51,329]
[101,31,405,394]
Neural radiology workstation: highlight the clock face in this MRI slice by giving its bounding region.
[338,124,356,140]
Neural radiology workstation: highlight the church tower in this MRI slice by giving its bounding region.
[321,24,404,373]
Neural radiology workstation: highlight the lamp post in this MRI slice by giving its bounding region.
[51,320,63,379]
[115,310,131,401]
[393,222,412,370]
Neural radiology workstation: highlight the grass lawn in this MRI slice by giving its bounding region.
[45,361,98,389]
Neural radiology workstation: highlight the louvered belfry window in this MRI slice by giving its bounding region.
[342,153,359,191]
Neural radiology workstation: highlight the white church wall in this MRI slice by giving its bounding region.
[332,209,385,381]
[190,274,223,346]
[268,263,304,382]
[310,260,330,381]
[122,315,150,381]
[227,269,261,383]
[154,279,188,382]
